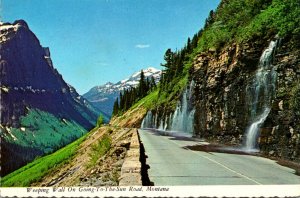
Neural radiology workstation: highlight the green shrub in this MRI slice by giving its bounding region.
[88,134,111,167]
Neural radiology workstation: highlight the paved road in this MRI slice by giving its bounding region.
[139,129,300,185]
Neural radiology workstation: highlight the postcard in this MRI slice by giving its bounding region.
[1,0,300,197]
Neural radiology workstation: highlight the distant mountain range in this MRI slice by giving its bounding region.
[0,20,107,176]
[83,67,162,116]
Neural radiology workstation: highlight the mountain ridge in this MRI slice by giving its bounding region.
[83,67,161,116]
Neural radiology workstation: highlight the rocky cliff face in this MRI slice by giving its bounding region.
[191,36,300,162]
[137,35,299,163]
[0,20,98,128]
[0,20,100,175]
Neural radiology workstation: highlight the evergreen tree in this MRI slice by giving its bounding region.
[112,68,159,115]
[161,49,174,69]
[96,115,104,127]
[150,76,156,90]
[186,37,192,53]
[112,98,119,115]
[204,10,215,28]
[138,70,146,97]
[161,48,175,87]
[119,92,124,111]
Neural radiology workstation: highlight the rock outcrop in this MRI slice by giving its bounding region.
[191,36,300,162]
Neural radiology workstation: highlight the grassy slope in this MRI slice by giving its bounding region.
[2,126,135,187]
[1,128,95,187]
[2,108,87,154]
[32,126,132,187]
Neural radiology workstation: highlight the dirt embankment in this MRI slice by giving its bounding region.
[110,106,147,128]
[33,126,135,187]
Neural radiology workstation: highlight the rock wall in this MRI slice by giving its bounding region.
[262,40,300,161]
[191,36,300,162]
[119,129,142,186]
[192,39,265,142]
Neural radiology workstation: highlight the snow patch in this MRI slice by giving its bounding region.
[84,67,162,99]
[1,86,9,93]
[121,78,129,83]
[5,127,18,141]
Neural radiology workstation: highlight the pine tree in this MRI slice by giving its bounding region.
[112,98,119,115]
[204,10,215,28]
[150,76,156,90]
[161,49,174,69]
[161,48,175,86]
[138,70,146,97]
[119,92,124,111]
[186,37,191,53]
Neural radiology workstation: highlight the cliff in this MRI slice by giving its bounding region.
[0,20,101,176]
[191,36,299,161]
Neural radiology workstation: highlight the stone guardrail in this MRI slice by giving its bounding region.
[119,128,142,186]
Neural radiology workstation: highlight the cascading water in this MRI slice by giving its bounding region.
[141,111,154,129]
[141,81,195,135]
[158,119,164,130]
[169,81,195,134]
[244,39,279,151]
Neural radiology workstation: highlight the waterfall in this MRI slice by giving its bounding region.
[245,108,270,149]
[170,81,195,134]
[158,119,164,130]
[141,81,195,135]
[244,40,278,151]
[141,111,154,129]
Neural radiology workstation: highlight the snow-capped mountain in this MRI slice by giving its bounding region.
[83,67,162,116]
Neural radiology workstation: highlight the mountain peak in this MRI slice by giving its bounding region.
[0,20,28,34]
[128,67,162,81]
[144,67,160,73]
[13,19,29,29]
[105,82,114,86]
[83,67,162,116]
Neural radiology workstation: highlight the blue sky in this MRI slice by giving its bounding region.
[2,0,220,94]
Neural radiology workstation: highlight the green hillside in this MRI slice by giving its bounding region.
[1,108,88,175]
[1,129,91,187]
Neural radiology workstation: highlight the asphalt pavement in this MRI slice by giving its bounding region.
[139,129,300,185]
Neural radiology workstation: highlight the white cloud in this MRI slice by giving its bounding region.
[135,44,150,49]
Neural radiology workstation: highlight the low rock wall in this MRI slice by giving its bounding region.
[119,129,142,186]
